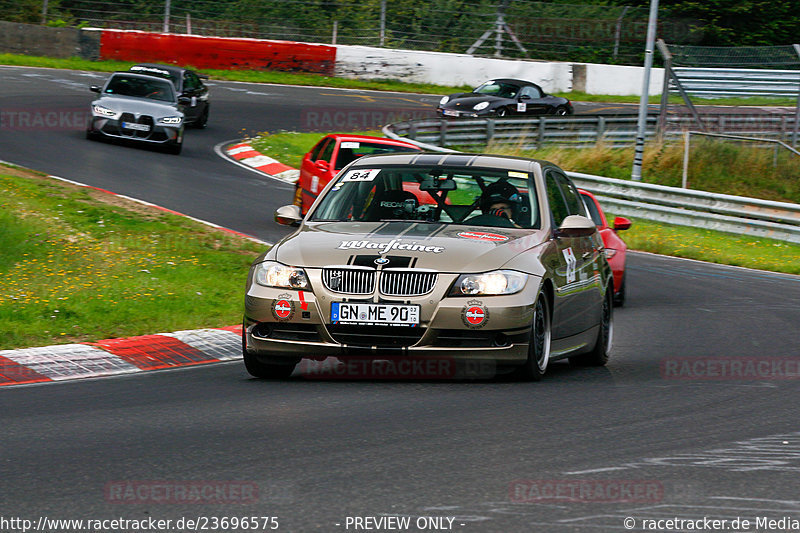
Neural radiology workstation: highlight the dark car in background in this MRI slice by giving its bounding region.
[579,189,631,306]
[293,134,422,214]
[437,78,573,118]
[129,63,210,128]
[86,71,186,154]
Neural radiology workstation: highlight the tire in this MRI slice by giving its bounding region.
[85,129,99,141]
[613,272,626,307]
[513,294,552,381]
[555,106,570,116]
[194,106,209,129]
[571,287,613,366]
[165,140,182,155]
[496,107,508,117]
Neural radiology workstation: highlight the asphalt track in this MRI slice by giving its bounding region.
[2,66,800,532]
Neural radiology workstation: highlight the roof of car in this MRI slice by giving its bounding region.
[324,134,421,148]
[486,78,538,87]
[349,152,545,172]
[130,63,186,77]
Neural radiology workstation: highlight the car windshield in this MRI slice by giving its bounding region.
[473,81,520,99]
[334,142,421,170]
[104,75,175,103]
[309,165,539,229]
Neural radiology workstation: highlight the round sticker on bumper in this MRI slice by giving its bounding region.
[272,297,294,320]
[462,301,489,328]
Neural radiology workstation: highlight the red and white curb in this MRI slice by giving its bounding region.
[226,142,299,183]
[0,326,243,387]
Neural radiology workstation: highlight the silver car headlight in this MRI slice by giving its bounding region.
[473,101,490,111]
[439,95,450,105]
[92,105,117,117]
[157,116,182,125]
[254,261,309,290]
[450,270,528,296]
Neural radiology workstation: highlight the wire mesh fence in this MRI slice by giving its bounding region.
[0,0,703,65]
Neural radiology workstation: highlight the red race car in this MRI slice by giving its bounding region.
[579,189,632,306]
[293,134,422,214]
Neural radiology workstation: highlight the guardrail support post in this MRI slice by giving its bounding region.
[682,130,690,189]
[486,119,495,145]
[596,116,606,146]
[538,118,545,148]
[408,122,417,140]
[440,120,448,147]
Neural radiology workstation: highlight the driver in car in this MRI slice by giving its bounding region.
[471,180,523,228]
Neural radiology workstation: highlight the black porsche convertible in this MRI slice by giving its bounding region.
[436,78,573,118]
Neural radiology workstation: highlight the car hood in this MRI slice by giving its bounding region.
[92,94,182,116]
[442,94,504,108]
[273,222,547,272]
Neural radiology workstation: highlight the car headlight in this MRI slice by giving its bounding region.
[439,95,450,105]
[158,116,182,125]
[473,101,490,111]
[450,270,527,296]
[254,261,309,290]
[92,105,117,117]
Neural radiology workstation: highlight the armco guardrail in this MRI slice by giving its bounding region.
[386,114,799,149]
[382,122,800,243]
[672,67,800,98]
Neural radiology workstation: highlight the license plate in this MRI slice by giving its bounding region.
[122,121,150,131]
[331,302,419,326]
[443,109,459,117]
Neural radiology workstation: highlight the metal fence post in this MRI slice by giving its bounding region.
[537,118,546,148]
[440,120,448,146]
[682,130,690,189]
[486,119,495,145]
[596,116,606,145]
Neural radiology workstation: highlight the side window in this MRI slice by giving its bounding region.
[183,72,197,92]
[309,138,331,161]
[318,139,336,163]
[520,86,541,99]
[554,172,586,217]
[545,171,570,227]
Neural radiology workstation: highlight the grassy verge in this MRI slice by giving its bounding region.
[0,164,265,350]
[612,215,800,275]
[2,52,795,106]
[485,140,800,205]
[248,130,800,276]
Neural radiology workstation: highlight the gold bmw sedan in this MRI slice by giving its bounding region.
[243,153,613,380]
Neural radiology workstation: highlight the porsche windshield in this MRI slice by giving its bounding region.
[309,166,540,229]
[473,81,520,99]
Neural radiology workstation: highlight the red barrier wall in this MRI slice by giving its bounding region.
[99,30,336,75]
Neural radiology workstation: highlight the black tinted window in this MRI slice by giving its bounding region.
[554,172,585,217]
[545,171,569,227]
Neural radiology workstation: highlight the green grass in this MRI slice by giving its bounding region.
[2,52,795,105]
[486,140,800,205]
[614,215,800,275]
[0,165,265,350]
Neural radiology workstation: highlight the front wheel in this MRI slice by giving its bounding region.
[613,272,626,307]
[513,294,552,381]
[496,107,508,117]
[555,106,570,116]
[165,140,182,155]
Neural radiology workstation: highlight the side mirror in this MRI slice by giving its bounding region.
[177,96,191,106]
[613,216,632,231]
[315,160,330,171]
[556,215,597,238]
[90,85,101,93]
[274,204,303,227]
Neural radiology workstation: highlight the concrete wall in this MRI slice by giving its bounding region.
[334,45,574,93]
[0,20,99,60]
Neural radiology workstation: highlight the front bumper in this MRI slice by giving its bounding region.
[88,116,182,144]
[243,271,540,365]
